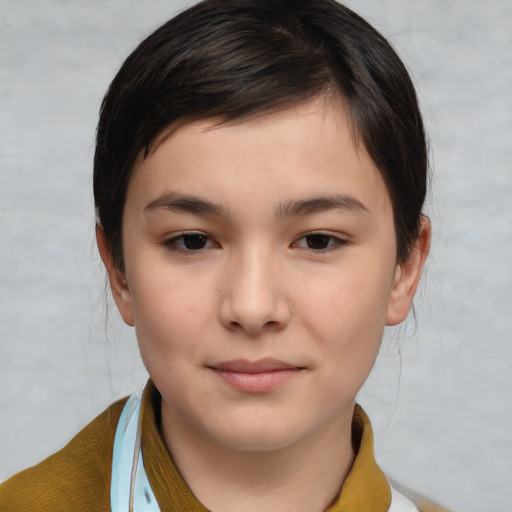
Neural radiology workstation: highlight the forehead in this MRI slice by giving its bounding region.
[126,97,392,218]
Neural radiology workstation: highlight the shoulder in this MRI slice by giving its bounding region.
[390,480,454,512]
[389,485,420,512]
[0,397,127,512]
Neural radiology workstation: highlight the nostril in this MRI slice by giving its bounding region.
[227,318,281,336]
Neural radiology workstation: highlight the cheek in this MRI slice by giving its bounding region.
[299,257,394,371]
[128,269,216,359]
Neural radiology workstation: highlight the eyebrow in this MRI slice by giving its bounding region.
[143,193,369,218]
[277,194,370,217]
[144,194,228,217]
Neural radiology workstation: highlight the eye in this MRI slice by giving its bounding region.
[294,233,345,251]
[164,232,217,252]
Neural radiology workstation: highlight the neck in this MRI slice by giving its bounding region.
[161,402,355,512]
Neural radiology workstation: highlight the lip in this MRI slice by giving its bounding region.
[212,358,299,373]
[209,358,304,392]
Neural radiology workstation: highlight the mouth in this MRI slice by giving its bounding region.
[208,358,305,393]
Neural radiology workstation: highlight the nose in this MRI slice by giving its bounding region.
[219,248,291,336]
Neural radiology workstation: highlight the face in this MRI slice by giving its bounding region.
[102,97,426,453]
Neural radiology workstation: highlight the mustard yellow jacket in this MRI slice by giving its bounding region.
[0,382,451,511]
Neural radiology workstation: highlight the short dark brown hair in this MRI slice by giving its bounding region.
[94,0,428,269]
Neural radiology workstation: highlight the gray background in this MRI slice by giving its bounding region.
[1,1,511,511]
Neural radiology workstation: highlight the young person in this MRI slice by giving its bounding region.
[0,1,449,510]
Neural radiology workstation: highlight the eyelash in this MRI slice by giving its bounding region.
[293,232,347,252]
[163,232,218,252]
[163,231,347,253]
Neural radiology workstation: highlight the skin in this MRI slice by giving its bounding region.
[98,96,430,512]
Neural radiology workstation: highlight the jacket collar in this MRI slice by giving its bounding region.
[140,381,391,512]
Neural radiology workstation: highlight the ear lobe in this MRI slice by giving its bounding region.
[386,217,431,326]
[96,224,135,326]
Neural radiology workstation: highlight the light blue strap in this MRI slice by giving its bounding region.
[111,391,161,512]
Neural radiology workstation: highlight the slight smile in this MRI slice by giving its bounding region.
[208,358,305,393]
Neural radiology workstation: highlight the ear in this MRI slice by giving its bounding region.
[386,216,431,326]
[96,224,135,326]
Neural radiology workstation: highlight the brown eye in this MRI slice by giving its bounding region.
[305,234,332,250]
[294,233,346,251]
[182,233,209,250]
[164,232,217,252]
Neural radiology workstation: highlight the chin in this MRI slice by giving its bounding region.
[209,415,314,453]
[219,431,299,452]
